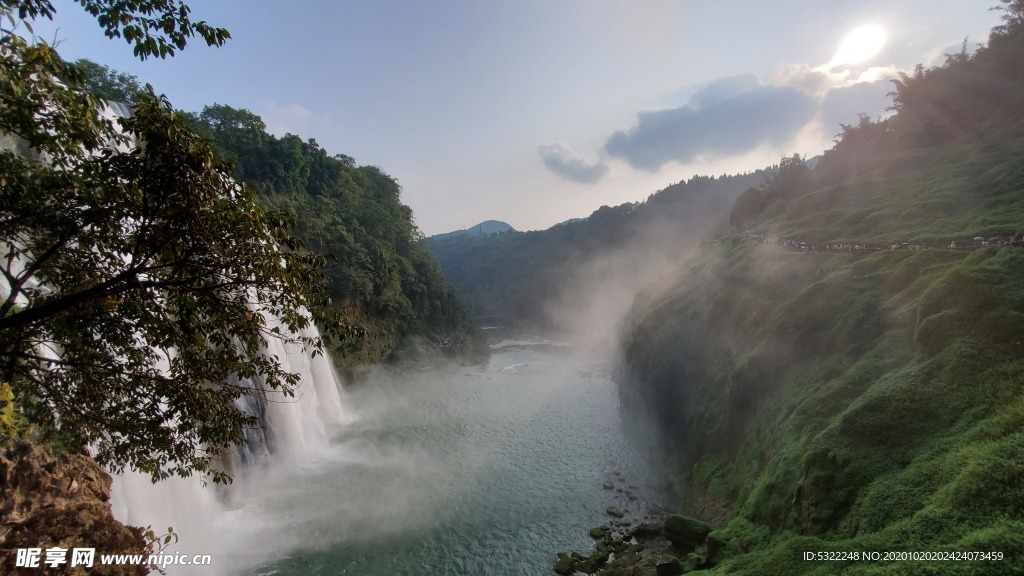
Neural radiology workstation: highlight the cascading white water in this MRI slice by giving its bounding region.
[6,101,354,573]
[257,321,352,463]
[108,320,352,575]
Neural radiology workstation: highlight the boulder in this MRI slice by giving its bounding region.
[589,525,612,539]
[566,546,610,575]
[603,481,615,490]
[704,532,728,567]
[654,555,683,576]
[553,552,574,574]
[629,521,662,539]
[606,506,625,518]
[682,552,704,572]
[663,514,711,553]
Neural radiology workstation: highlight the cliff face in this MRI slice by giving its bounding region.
[614,20,1024,571]
[619,239,1024,574]
[1,442,148,575]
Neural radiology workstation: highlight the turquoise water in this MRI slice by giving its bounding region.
[236,336,659,576]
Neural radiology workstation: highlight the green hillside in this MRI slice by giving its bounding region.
[67,61,485,366]
[430,171,763,328]
[181,105,485,365]
[616,7,1024,575]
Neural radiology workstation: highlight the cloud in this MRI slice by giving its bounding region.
[770,62,898,133]
[260,100,314,137]
[537,54,906,176]
[687,73,762,109]
[772,62,899,97]
[539,143,609,184]
[605,80,817,171]
[772,63,849,97]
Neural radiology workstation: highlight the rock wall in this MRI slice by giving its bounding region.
[1,442,148,575]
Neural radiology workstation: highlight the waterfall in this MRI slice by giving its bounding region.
[108,320,352,575]
[6,101,353,573]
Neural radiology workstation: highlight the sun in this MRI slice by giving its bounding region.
[830,24,887,67]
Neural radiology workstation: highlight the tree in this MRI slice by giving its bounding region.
[10,0,230,60]
[771,153,807,194]
[1,0,328,483]
[992,0,1024,37]
[73,58,144,103]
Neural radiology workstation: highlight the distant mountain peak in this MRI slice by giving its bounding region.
[430,220,516,239]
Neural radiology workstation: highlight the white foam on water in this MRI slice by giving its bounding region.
[109,320,351,575]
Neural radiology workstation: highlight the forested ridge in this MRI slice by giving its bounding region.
[429,171,764,329]
[604,3,1024,574]
[1,0,481,490]
[71,63,484,367]
[4,0,1024,573]
[180,105,484,366]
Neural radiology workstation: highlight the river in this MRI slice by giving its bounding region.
[118,331,661,575]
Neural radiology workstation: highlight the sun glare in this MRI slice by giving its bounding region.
[831,24,887,67]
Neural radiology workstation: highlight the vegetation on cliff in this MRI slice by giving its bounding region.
[430,172,763,328]
[180,104,483,365]
[2,0,305,488]
[619,4,1024,574]
[2,0,480,491]
[65,59,485,366]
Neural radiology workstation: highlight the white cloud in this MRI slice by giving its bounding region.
[259,100,314,137]
[604,83,817,171]
[538,143,609,184]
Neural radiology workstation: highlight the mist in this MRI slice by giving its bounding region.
[119,347,661,575]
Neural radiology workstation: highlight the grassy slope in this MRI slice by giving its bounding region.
[624,238,1024,574]
[768,130,1024,244]
[621,120,1024,575]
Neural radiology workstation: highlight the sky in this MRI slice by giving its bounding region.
[30,1,1002,235]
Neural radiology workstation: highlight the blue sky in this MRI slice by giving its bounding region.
[34,1,1001,234]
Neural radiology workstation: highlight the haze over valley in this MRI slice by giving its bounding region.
[2,2,1023,576]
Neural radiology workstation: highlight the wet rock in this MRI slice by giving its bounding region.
[583,548,610,571]
[610,538,631,554]
[704,532,728,567]
[606,506,625,518]
[682,552,704,572]
[663,514,711,553]
[590,525,612,539]
[603,481,615,490]
[553,552,574,574]
[629,521,662,540]
[654,555,683,576]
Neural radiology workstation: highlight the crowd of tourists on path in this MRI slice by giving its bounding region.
[721,230,1024,254]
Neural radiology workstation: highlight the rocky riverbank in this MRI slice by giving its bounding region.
[0,442,149,575]
[553,512,727,576]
